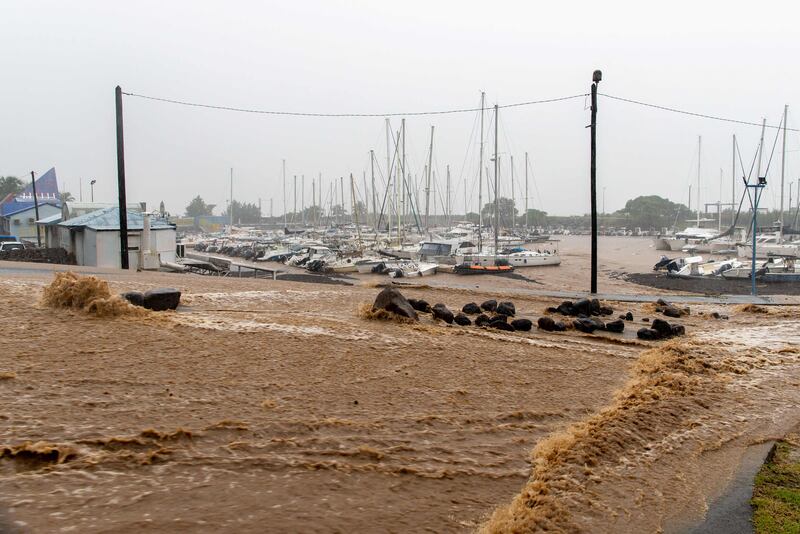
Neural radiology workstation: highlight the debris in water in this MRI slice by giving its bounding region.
[370,288,418,320]
[41,272,145,317]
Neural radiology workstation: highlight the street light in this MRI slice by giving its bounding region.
[90,179,97,202]
[590,69,602,294]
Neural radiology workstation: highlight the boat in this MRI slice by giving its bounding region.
[456,248,561,268]
[453,263,514,275]
[667,256,742,278]
[387,261,438,278]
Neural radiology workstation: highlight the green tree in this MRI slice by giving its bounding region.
[481,197,517,227]
[223,200,261,224]
[185,196,215,217]
[59,191,75,203]
[518,208,548,227]
[0,176,24,199]
[616,195,690,230]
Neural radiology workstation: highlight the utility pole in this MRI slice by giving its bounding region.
[90,180,96,202]
[115,85,129,269]
[30,171,41,247]
[589,70,602,294]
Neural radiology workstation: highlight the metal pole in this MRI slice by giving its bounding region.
[302,174,306,225]
[525,152,529,230]
[752,187,758,296]
[446,164,451,227]
[293,175,297,223]
[115,85,129,269]
[229,168,234,229]
[282,160,287,228]
[511,155,515,231]
[370,150,376,229]
[478,92,485,252]
[425,125,434,231]
[697,135,701,226]
[780,104,788,239]
[590,71,601,294]
[493,104,499,258]
[30,171,41,247]
[732,134,736,227]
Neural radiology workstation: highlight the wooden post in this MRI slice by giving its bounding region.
[115,86,130,269]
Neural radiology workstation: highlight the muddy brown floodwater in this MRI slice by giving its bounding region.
[1,248,799,533]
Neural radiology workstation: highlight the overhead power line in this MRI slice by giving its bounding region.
[599,93,799,132]
[120,91,588,117]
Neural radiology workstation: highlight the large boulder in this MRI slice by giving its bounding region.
[510,318,532,331]
[496,301,516,316]
[143,288,181,311]
[671,324,686,336]
[453,313,472,326]
[492,321,515,332]
[590,298,601,315]
[489,314,508,324]
[475,314,491,327]
[431,303,455,324]
[637,328,660,340]
[605,319,625,333]
[537,316,557,331]
[462,302,482,315]
[121,291,144,307]
[573,317,600,333]
[556,301,575,316]
[372,288,418,320]
[573,299,592,317]
[651,318,673,339]
[408,298,431,313]
[553,320,567,332]
[480,299,498,312]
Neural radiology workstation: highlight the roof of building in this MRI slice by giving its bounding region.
[36,213,63,225]
[59,207,175,231]
[1,202,61,218]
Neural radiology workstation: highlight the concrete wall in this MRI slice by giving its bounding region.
[62,226,177,268]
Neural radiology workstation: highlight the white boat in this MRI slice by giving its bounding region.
[670,256,742,277]
[387,261,438,278]
[457,249,561,268]
[736,233,800,259]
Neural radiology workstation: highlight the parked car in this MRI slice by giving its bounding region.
[0,241,25,252]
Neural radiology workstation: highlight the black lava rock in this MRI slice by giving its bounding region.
[142,288,182,311]
[651,318,673,339]
[453,313,472,326]
[556,301,575,316]
[496,301,516,316]
[480,299,498,312]
[492,321,515,332]
[598,305,614,316]
[573,299,592,317]
[605,319,625,333]
[121,291,144,307]
[553,320,567,332]
[475,314,491,327]
[546,306,559,313]
[431,303,454,324]
[489,314,508,324]
[637,328,660,340]
[662,305,683,318]
[573,317,599,333]
[510,318,532,331]
[372,288,418,320]
[671,324,686,336]
[408,298,431,313]
[625,311,634,321]
[462,302,482,315]
[537,316,556,331]
[590,298,601,315]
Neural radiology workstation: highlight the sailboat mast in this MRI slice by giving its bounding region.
[370,150,376,230]
[446,164,451,228]
[425,125,434,232]
[478,92,485,253]
[511,155,515,232]
[282,159,287,228]
[525,152,529,230]
[494,104,499,257]
[401,119,406,243]
[732,134,736,227]
[696,136,701,227]
[301,175,305,225]
[780,104,788,238]
[229,167,234,230]
[350,173,362,247]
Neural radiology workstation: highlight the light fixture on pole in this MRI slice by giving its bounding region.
[90,180,96,202]
[589,69,602,294]
[744,175,767,296]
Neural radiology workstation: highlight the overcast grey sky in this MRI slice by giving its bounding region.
[2,0,799,216]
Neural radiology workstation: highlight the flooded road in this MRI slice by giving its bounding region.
[1,260,799,532]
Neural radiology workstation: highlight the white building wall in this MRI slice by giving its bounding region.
[8,204,61,241]
[151,228,177,263]
[83,229,99,267]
